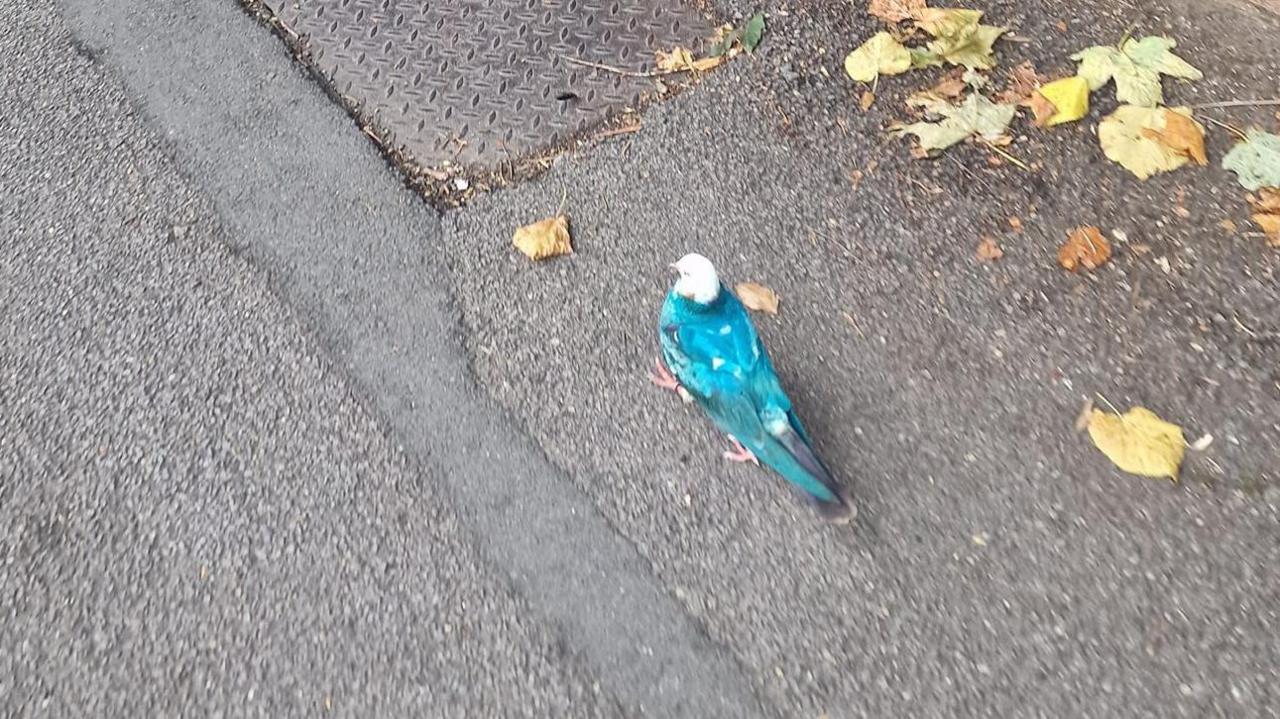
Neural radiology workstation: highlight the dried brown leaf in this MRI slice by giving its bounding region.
[976,236,1004,261]
[868,0,926,23]
[996,61,1042,104]
[1248,188,1280,246]
[1025,90,1058,127]
[513,215,573,261]
[860,90,876,111]
[1058,226,1112,271]
[735,282,780,314]
[1142,111,1208,166]
[1219,218,1238,233]
[1008,216,1024,232]
[1055,20,1069,33]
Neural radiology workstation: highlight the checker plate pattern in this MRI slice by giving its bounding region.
[266,0,713,169]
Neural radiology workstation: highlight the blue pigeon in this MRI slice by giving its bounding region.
[652,253,854,524]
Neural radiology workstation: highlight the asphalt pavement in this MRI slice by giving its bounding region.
[4,0,1279,717]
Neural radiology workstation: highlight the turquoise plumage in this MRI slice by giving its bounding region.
[655,254,853,523]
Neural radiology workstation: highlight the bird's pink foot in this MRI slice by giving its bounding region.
[648,356,680,391]
[649,357,693,403]
[722,436,759,465]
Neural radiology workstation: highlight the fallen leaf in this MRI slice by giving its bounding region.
[906,70,966,106]
[995,61,1041,104]
[1008,216,1023,232]
[708,24,740,58]
[1143,110,1208,165]
[848,168,864,189]
[1035,75,1090,127]
[893,93,1018,154]
[741,13,766,53]
[1219,218,1237,233]
[1087,406,1186,479]
[655,47,723,72]
[1055,19,1069,33]
[1098,105,1205,179]
[1247,188,1280,246]
[1071,36,1202,107]
[868,0,925,23]
[910,8,1005,69]
[735,282,780,314]
[976,236,1003,261]
[860,90,876,111]
[1222,130,1280,190]
[513,215,573,260]
[911,8,983,38]
[1057,226,1111,271]
[844,32,913,83]
[909,48,944,69]
[1025,91,1058,126]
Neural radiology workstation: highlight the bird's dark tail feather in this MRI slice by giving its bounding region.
[813,489,856,525]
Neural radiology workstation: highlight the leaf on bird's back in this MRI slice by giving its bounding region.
[735,282,780,314]
[513,215,573,261]
[1086,406,1186,479]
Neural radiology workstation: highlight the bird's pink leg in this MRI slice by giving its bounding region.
[723,436,760,465]
[648,356,680,391]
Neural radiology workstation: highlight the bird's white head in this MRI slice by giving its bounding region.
[671,253,720,305]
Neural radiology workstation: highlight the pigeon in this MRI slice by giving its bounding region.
[652,253,854,524]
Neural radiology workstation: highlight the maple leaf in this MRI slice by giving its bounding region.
[1087,406,1186,480]
[868,0,925,24]
[1071,36,1202,107]
[735,282,780,314]
[1098,105,1205,179]
[1222,130,1280,191]
[1057,226,1111,271]
[893,93,1017,154]
[512,215,573,260]
[844,32,913,83]
[1247,188,1280,247]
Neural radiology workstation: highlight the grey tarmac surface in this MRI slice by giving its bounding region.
[441,0,1280,715]
[0,1,617,716]
[3,0,1279,717]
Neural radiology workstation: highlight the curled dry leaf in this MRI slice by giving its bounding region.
[1246,188,1280,246]
[1087,406,1186,480]
[860,90,876,111]
[1141,110,1208,166]
[513,215,573,260]
[656,47,724,72]
[868,0,925,23]
[995,61,1041,105]
[1058,226,1111,271]
[735,282,780,314]
[976,236,1003,261]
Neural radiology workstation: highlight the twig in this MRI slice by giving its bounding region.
[1094,392,1122,416]
[559,55,665,78]
[594,122,641,139]
[1203,116,1249,141]
[1118,22,1138,49]
[982,140,1030,171]
[1187,99,1280,110]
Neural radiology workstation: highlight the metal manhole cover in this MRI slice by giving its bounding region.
[265,0,714,169]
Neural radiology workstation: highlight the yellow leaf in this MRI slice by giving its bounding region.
[1087,406,1186,479]
[1248,188,1280,246]
[1036,76,1089,127]
[843,32,912,83]
[512,215,573,261]
[734,282,779,314]
[1098,105,1204,180]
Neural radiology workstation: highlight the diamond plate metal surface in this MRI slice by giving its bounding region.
[265,0,714,169]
